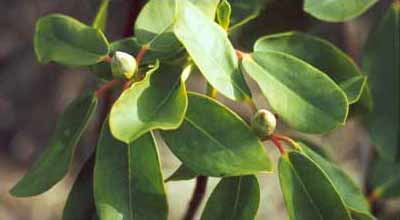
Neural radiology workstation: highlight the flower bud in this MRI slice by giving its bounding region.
[251,109,277,138]
[111,51,137,79]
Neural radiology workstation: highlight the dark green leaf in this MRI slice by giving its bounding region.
[92,0,109,31]
[165,165,197,182]
[254,32,367,103]
[174,0,251,101]
[278,151,352,220]
[10,93,97,197]
[228,0,264,31]
[300,143,374,220]
[242,51,348,134]
[303,0,378,22]
[369,159,400,199]
[63,154,96,220]
[109,62,187,143]
[201,175,260,220]
[161,92,272,177]
[134,0,218,51]
[94,123,168,220]
[34,14,109,66]
[362,3,400,161]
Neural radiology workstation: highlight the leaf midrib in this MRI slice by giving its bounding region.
[286,158,324,220]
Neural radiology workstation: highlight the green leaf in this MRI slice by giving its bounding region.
[94,123,168,220]
[303,0,378,22]
[278,151,352,220]
[362,3,400,161]
[92,0,109,31]
[300,143,374,220]
[165,165,197,182]
[369,159,400,199]
[109,62,187,143]
[217,0,232,30]
[134,0,219,51]
[242,51,348,134]
[34,14,109,66]
[174,0,251,101]
[228,0,264,31]
[201,175,260,220]
[10,93,97,197]
[254,32,367,103]
[161,92,272,177]
[63,154,97,220]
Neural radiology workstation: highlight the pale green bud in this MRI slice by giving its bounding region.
[111,51,137,79]
[251,109,277,138]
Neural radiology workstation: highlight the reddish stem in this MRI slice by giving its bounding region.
[123,80,133,90]
[95,79,120,98]
[183,176,208,220]
[367,191,379,204]
[273,134,299,150]
[271,135,286,154]
[135,46,149,65]
[235,49,246,60]
[101,55,112,63]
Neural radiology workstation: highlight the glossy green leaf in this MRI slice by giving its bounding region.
[228,0,264,31]
[161,93,272,177]
[362,3,400,161]
[201,175,260,220]
[134,0,218,51]
[300,143,373,220]
[278,151,352,220]
[94,123,168,220]
[109,62,187,143]
[242,51,348,134]
[217,0,232,30]
[63,155,97,220]
[369,159,400,199]
[254,32,367,103]
[34,14,109,66]
[174,0,251,101]
[92,0,109,31]
[303,0,378,22]
[165,165,197,182]
[10,93,97,197]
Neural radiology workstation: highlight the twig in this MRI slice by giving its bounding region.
[95,79,120,98]
[272,134,300,150]
[135,45,149,65]
[271,135,286,155]
[183,176,208,220]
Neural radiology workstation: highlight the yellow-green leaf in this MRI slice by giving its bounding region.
[174,0,251,101]
[109,62,188,143]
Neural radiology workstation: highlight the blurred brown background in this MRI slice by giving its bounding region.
[0,0,396,219]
